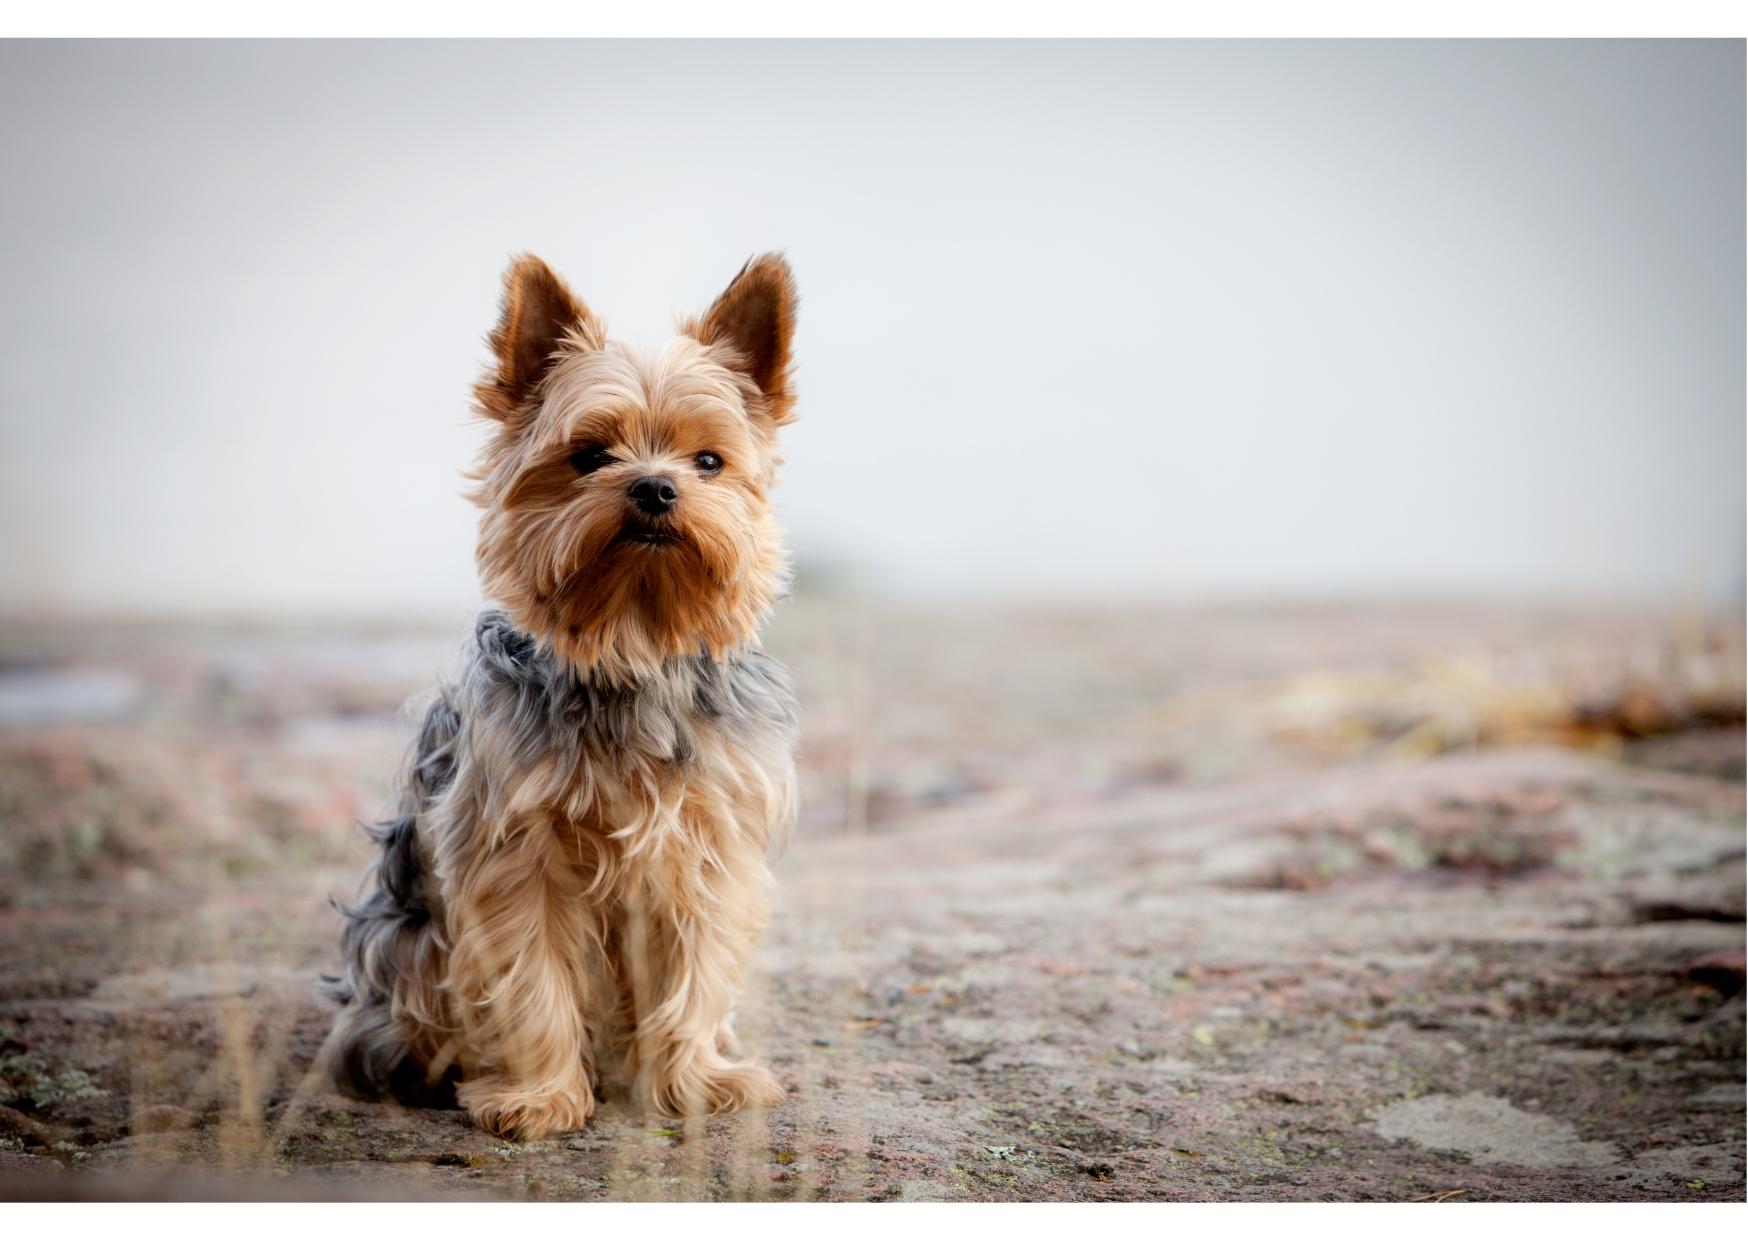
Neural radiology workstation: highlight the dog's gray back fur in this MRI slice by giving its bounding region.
[321,610,798,1101]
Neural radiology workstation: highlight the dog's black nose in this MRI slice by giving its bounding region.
[628,475,679,515]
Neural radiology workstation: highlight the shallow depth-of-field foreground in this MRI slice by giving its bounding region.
[0,599,1742,1200]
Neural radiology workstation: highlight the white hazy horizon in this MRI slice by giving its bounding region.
[1,40,1742,618]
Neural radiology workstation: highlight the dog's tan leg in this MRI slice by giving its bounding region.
[445,820,598,1139]
[620,830,785,1119]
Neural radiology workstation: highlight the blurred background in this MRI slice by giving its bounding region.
[0,39,1742,616]
[0,40,1742,1201]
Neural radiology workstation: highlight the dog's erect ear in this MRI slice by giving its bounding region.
[478,254,598,421]
[692,254,797,419]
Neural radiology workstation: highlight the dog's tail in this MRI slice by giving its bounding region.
[318,691,463,1103]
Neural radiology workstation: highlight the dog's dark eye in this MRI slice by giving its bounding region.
[569,445,614,475]
[695,452,724,474]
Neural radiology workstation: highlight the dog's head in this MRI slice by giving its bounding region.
[470,254,797,680]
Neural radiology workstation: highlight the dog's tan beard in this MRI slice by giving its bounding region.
[520,540,736,681]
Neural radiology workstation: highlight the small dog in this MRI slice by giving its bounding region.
[321,254,800,1139]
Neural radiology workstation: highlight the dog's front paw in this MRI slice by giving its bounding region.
[649,1059,785,1118]
[458,1076,595,1140]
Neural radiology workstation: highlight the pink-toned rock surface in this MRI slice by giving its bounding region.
[0,602,1740,1200]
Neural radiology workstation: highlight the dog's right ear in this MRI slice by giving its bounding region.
[476,254,600,422]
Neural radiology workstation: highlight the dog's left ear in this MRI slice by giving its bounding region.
[691,254,797,424]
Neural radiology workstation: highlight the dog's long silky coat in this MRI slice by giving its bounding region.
[322,255,801,1139]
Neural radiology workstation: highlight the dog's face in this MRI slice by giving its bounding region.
[470,255,797,679]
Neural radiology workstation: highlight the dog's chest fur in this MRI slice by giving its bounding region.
[445,612,799,861]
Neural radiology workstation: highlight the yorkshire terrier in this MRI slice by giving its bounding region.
[321,254,800,1139]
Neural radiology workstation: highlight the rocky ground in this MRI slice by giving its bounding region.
[0,599,1741,1201]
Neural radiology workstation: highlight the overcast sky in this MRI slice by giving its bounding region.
[1,40,1741,618]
